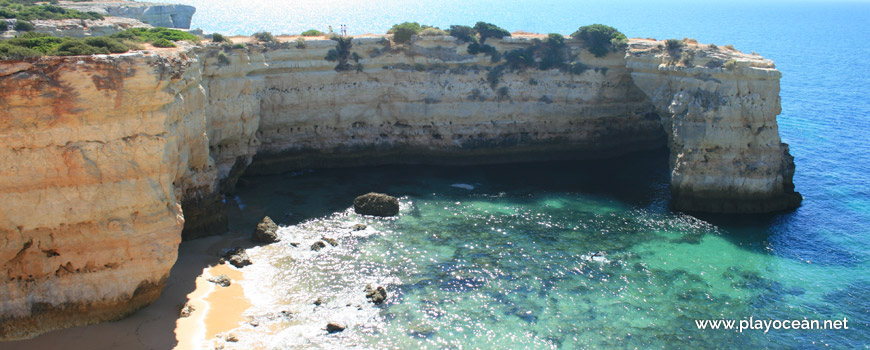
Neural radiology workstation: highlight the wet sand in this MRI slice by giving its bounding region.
[4,233,255,350]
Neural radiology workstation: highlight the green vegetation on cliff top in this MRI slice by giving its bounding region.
[0,1,103,21]
[0,27,200,59]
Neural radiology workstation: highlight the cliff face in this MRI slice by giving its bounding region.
[0,36,798,339]
[626,40,801,212]
[59,1,196,29]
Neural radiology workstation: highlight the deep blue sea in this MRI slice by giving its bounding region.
[151,0,870,348]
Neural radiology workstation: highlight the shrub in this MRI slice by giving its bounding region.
[724,44,736,51]
[0,3,103,21]
[538,33,567,70]
[233,43,245,49]
[13,20,33,32]
[420,27,446,36]
[568,61,588,74]
[212,33,231,43]
[708,43,718,50]
[295,36,306,48]
[53,39,110,55]
[301,29,323,36]
[151,38,175,48]
[324,49,338,61]
[665,38,683,56]
[448,25,477,43]
[0,42,42,59]
[252,31,274,42]
[387,21,422,34]
[389,22,423,44]
[486,65,504,89]
[0,20,7,32]
[724,59,738,70]
[467,42,496,56]
[571,24,627,57]
[6,33,62,53]
[83,36,129,53]
[473,22,510,43]
[503,48,534,69]
[216,51,230,65]
[496,86,509,100]
[111,27,199,43]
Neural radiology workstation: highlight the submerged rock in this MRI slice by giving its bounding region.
[252,216,280,243]
[326,322,346,333]
[222,247,252,268]
[179,303,195,318]
[321,236,339,246]
[353,193,399,217]
[311,241,327,251]
[365,284,388,304]
[207,274,232,287]
[352,223,367,231]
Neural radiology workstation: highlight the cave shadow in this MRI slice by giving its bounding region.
[229,147,674,230]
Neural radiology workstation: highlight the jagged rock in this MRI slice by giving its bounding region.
[207,274,231,287]
[353,193,399,217]
[364,284,388,304]
[252,216,280,243]
[326,322,346,333]
[352,223,367,231]
[225,333,239,342]
[311,241,327,251]
[313,297,324,306]
[321,236,338,246]
[223,247,252,268]
[179,303,195,318]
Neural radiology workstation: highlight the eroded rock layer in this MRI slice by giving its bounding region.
[627,40,801,212]
[0,36,798,339]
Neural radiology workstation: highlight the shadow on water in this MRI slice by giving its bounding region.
[233,148,673,228]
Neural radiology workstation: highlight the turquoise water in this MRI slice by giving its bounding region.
[162,1,870,348]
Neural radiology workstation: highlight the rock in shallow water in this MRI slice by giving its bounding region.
[352,223,367,231]
[311,241,327,251]
[326,322,346,333]
[365,284,388,304]
[353,192,399,217]
[222,247,252,268]
[321,236,338,246]
[252,216,280,243]
[207,274,232,287]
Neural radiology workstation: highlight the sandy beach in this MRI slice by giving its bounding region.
[4,233,255,350]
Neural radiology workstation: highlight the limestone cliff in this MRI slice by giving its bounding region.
[0,35,798,339]
[59,1,196,29]
[626,40,801,212]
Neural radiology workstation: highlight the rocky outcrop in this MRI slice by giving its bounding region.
[626,40,801,212]
[0,35,797,339]
[59,1,196,29]
[252,216,279,243]
[353,193,400,217]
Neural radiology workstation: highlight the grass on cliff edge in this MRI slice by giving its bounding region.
[0,28,200,59]
[0,1,103,21]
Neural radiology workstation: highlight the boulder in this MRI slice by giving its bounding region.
[353,193,399,217]
[207,274,232,287]
[326,322,346,333]
[179,303,195,318]
[321,236,339,246]
[311,241,327,251]
[222,247,252,268]
[252,216,280,243]
[364,284,388,304]
[352,223,367,231]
